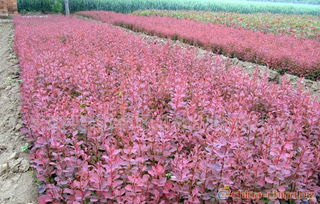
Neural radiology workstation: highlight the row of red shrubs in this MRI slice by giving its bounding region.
[14,15,320,203]
[77,11,320,80]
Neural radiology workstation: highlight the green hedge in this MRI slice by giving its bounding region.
[18,0,64,13]
[246,0,320,5]
[18,0,320,15]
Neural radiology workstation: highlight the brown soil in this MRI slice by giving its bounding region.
[0,19,37,204]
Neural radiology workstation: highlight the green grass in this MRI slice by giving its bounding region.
[245,0,320,5]
[18,0,320,15]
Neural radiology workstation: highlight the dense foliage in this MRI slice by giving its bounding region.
[18,0,64,13]
[133,10,320,41]
[246,0,320,5]
[78,11,320,79]
[15,15,320,203]
[17,0,320,15]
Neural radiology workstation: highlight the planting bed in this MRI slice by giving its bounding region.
[77,14,320,97]
[133,10,320,41]
[14,15,320,203]
[77,11,320,80]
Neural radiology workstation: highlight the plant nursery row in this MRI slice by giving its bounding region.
[78,11,320,80]
[133,10,320,40]
[14,15,320,203]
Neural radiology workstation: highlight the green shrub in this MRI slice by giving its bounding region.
[51,0,64,13]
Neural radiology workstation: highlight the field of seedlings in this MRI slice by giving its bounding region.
[78,11,320,79]
[12,15,320,203]
[134,10,320,40]
[0,0,320,203]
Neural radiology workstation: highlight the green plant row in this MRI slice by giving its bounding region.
[17,0,320,15]
[245,0,320,5]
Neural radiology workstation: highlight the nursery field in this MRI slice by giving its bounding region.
[17,0,320,15]
[77,11,320,80]
[133,10,320,40]
[12,14,320,203]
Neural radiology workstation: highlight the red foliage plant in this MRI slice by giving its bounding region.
[14,15,320,203]
[77,11,320,79]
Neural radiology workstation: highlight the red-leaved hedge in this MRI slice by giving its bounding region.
[14,16,320,203]
[77,11,320,80]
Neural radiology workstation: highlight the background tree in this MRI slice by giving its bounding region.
[64,0,70,15]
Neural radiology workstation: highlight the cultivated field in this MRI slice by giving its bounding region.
[0,0,319,203]
[134,10,320,40]
[78,11,320,80]
[12,14,320,203]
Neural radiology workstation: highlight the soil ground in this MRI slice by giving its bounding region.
[0,19,37,204]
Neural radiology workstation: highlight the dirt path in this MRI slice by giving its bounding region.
[77,15,320,98]
[0,19,37,204]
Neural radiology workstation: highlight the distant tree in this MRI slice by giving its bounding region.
[52,0,64,14]
[64,0,70,15]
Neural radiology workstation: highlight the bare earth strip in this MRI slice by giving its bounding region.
[77,15,320,98]
[0,19,37,204]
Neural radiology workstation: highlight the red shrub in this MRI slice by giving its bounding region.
[77,11,320,79]
[14,16,320,203]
